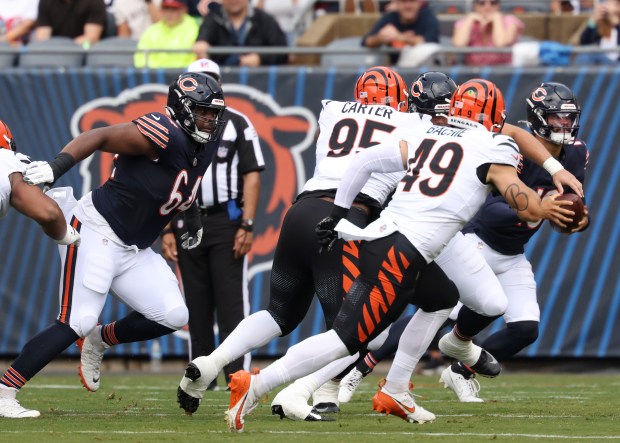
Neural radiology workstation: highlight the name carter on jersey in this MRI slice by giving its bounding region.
[341,102,395,118]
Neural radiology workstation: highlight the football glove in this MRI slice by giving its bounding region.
[180,202,203,250]
[23,153,76,186]
[23,161,54,186]
[316,205,349,254]
[56,224,81,247]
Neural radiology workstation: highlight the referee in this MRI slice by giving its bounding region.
[161,59,265,387]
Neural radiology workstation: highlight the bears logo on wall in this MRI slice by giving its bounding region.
[70,83,316,276]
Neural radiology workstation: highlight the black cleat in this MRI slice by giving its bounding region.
[184,362,202,381]
[313,402,340,414]
[271,405,334,421]
[177,386,201,415]
[471,349,501,378]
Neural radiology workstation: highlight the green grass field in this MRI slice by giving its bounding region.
[1,371,619,443]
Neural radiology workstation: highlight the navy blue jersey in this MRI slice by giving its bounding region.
[92,112,217,249]
[463,140,589,255]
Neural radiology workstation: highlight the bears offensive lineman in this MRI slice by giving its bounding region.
[222,79,572,432]
[438,82,589,402]
[176,66,456,418]
[0,72,225,418]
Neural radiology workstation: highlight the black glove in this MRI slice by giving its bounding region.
[181,203,203,250]
[315,205,348,254]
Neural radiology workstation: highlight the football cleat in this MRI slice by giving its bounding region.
[177,363,203,415]
[77,325,108,392]
[471,349,501,378]
[177,356,221,414]
[225,370,260,432]
[0,392,40,418]
[372,380,436,424]
[338,368,365,403]
[312,380,340,413]
[271,385,334,422]
[440,366,484,403]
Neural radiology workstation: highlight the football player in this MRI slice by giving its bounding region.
[222,78,573,432]
[271,73,584,423]
[0,73,225,418]
[176,66,456,419]
[438,82,589,402]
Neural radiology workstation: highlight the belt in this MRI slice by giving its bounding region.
[199,203,227,216]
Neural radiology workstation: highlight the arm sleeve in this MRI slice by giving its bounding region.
[334,141,405,209]
[236,118,265,174]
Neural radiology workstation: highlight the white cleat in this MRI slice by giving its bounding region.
[77,325,108,392]
[440,366,484,403]
[225,370,259,432]
[338,368,365,403]
[0,392,40,418]
[372,382,436,424]
[312,379,340,413]
[271,384,333,421]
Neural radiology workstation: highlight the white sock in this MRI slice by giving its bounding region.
[208,310,281,370]
[253,330,349,397]
[0,385,17,399]
[384,308,451,394]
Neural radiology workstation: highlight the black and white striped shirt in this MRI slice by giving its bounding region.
[198,107,265,207]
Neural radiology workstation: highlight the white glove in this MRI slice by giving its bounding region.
[56,224,81,247]
[180,227,203,250]
[24,161,55,186]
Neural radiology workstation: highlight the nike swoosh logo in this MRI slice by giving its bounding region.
[93,377,100,383]
[152,115,161,120]
[235,395,247,430]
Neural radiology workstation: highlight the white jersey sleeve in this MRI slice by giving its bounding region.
[382,126,520,262]
[302,100,432,205]
[0,150,27,219]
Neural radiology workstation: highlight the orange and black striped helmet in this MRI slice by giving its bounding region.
[0,120,16,152]
[353,66,408,112]
[448,78,506,133]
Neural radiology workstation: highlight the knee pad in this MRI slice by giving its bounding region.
[507,321,539,347]
[164,305,189,330]
[72,315,99,338]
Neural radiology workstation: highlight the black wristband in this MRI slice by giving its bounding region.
[330,205,349,221]
[239,222,254,232]
[49,152,76,181]
[160,227,173,237]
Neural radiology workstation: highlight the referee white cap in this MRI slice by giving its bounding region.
[187,58,221,81]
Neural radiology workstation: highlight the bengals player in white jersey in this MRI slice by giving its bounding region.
[0,120,80,418]
[176,67,455,418]
[222,79,573,432]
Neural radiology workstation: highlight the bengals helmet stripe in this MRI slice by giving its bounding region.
[354,66,408,112]
[0,120,17,152]
[448,78,506,133]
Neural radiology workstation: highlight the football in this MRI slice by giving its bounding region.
[550,193,585,233]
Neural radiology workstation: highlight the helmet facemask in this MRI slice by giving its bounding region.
[531,108,580,146]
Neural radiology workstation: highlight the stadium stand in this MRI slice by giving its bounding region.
[86,37,137,67]
[320,35,387,66]
[0,42,16,68]
[18,37,85,68]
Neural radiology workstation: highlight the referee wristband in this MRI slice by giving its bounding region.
[542,157,564,176]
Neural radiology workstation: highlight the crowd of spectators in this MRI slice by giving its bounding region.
[0,0,617,68]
